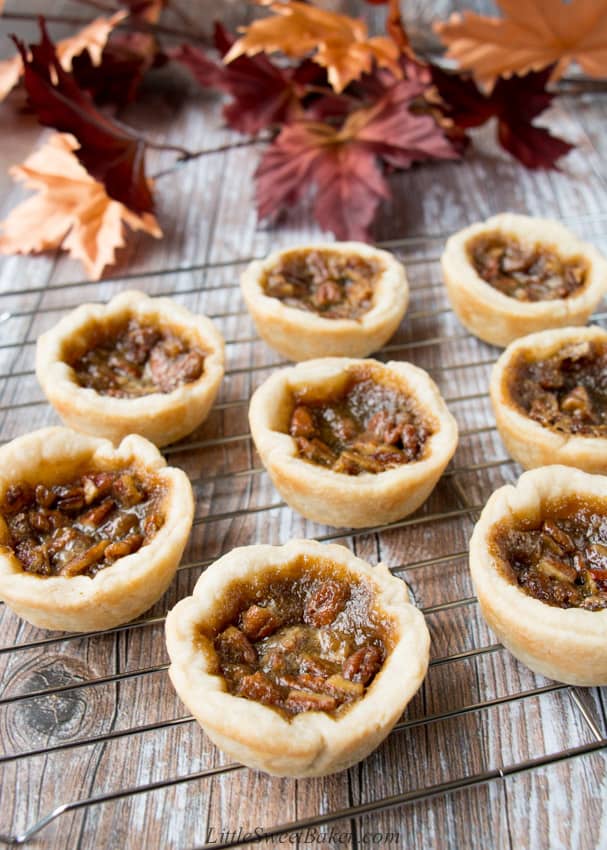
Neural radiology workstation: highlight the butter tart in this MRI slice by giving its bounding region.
[0,427,194,632]
[470,465,607,685]
[165,539,430,777]
[249,357,458,528]
[491,326,607,473]
[240,243,409,361]
[36,290,225,447]
[441,214,607,347]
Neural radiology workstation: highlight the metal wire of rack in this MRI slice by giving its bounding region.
[0,224,606,849]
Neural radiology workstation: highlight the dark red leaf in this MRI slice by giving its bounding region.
[72,32,165,107]
[13,19,153,213]
[170,23,331,134]
[431,64,574,169]
[255,81,457,240]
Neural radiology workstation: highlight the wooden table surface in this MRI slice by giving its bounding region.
[1,4,606,849]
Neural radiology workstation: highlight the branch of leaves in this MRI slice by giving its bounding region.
[1,0,605,278]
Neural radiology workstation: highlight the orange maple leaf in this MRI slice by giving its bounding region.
[434,0,607,90]
[0,133,161,280]
[224,1,402,93]
[0,11,126,101]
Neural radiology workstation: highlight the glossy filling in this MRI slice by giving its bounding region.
[288,370,431,475]
[0,469,165,577]
[508,340,607,437]
[69,318,205,398]
[491,497,607,609]
[468,233,587,302]
[212,563,391,717]
[263,249,382,319]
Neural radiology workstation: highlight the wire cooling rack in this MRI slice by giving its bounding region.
[0,219,606,849]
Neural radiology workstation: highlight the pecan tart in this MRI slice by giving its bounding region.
[441,214,607,347]
[470,466,607,685]
[249,358,458,528]
[491,326,607,473]
[0,427,194,632]
[165,539,430,777]
[240,243,409,361]
[36,290,225,447]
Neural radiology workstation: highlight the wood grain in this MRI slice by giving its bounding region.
[0,2,606,849]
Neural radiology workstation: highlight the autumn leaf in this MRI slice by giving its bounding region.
[170,23,327,134]
[0,134,161,280]
[0,11,126,101]
[434,0,607,91]
[224,1,402,93]
[256,80,457,240]
[73,31,165,107]
[14,20,154,214]
[119,0,167,23]
[431,64,574,169]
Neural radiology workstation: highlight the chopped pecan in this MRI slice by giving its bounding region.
[237,671,283,706]
[79,498,115,529]
[295,436,336,467]
[343,645,384,684]
[323,673,364,700]
[60,540,110,577]
[15,540,50,574]
[304,580,348,627]
[216,626,257,665]
[2,483,34,515]
[104,533,144,562]
[112,473,143,507]
[289,406,316,439]
[284,689,337,713]
[241,604,281,640]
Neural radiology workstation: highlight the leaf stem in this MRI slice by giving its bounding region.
[151,136,273,178]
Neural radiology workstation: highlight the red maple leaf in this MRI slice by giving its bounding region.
[430,64,574,170]
[72,32,166,107]
[255,80,458,240]
[13,19,153,213]
[169,23,327,134]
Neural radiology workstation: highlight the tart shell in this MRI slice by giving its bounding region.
[490,326,607,473]
[441,214,607,347]
[36,290,225,447]
[165,539,430,777]
[0,427,194,632]
[240,242,409,361]
[249,357,458,528]
[469,465,607,686]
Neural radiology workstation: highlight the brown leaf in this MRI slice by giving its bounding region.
[255,80,457,240]
[224,0,401,93]
[435,0,607,90]
[0,11,126,101]
[0,133,161,280]
[15,20,154,214]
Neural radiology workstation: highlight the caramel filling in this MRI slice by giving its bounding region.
[263,249,382,319]
[0,469,165,578]
[468,233,587,302]
[508,340,607,437]
[69,318,205,398]
[210,560,391,717]
[491,497,607,610]
[288,370,431,475]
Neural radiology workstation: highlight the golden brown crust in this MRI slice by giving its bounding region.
[165,539,430,777]
[490,326,607,473]
[0,427,194,632]
[248,357,458,528]
[469,465,607,685]
[441,214,607,347]
[241,242,409,361]
[36,290,225,447]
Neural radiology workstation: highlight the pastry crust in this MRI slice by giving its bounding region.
[165,539,430,777]
[441,213,607,347]
[491,326,607,473]
[0,427,194,632]
[36,290,225,447]
[249,357,458,528]
[240,242,409,361]
[469,465,607,685]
